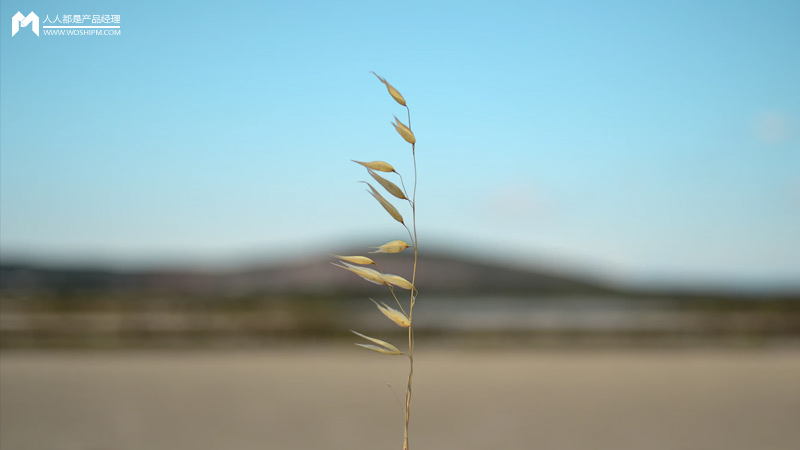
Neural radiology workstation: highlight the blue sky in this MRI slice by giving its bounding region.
[1,0,798,287]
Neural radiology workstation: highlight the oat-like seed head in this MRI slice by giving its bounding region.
[371,240,410,254]
[392,116,416,145]
[368,169,407,200]
[370,298,411,327]
[352,160,395,173]
[371,71,407,107]
[332,262,386,285]
[380,273,414,290]
[363,182,405,224]
[351,330,403,355]
[332,255,377,265]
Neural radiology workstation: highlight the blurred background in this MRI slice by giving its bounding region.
[1,1,799,449]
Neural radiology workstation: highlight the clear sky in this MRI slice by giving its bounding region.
[1,0,799,288]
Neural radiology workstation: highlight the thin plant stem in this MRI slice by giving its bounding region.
[404,131,418,450]
[397,172,412,206]
[403,224,415,251]
[387,285,408,317]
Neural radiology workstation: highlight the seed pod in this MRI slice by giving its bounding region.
[371,240,410,254]
[332,255,376,265]
[351,330,403,355]
[355,344,404,355]
[352,160,395,173]
[371,72,407,107]
[380,273,414,290]
[363,182,404,224]
[332,262,386,285]
[392,116,416,145]
[370,299,410,327]
[368,169,406,200]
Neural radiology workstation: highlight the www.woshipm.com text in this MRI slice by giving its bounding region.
[43,29,121,36]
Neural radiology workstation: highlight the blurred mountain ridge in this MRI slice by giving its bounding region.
[1,250,797,301]
[0,250,605,297]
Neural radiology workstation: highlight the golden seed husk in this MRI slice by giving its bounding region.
[368,169,407,200]
[332,255,376,265]
[371,240,410,254]
[352,160,395,173]
[355,343,404,355]
[364,182,404,224]
[351,330,403,354]
[370,298,410,327]
[393,116,416,145]
[371,71,407,107]
[380,273,414,290]
[332,262,386,285]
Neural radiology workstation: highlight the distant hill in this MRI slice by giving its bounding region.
[0,251,616,299]
[2,251,798,301]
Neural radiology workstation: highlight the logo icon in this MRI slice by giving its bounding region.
[11,11,39,36]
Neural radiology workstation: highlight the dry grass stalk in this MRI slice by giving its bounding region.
[332,73,420,450]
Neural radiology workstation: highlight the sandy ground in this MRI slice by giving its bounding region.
[1,347,799,450]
